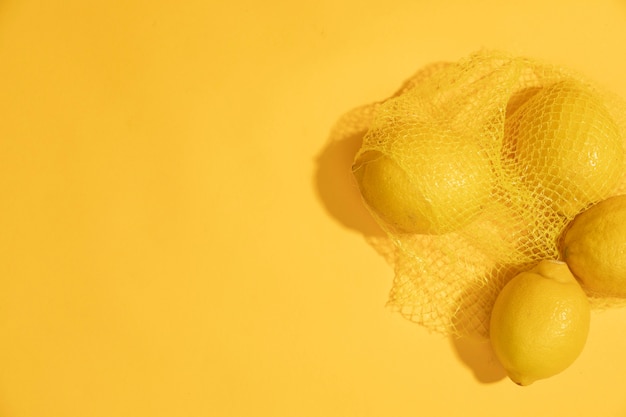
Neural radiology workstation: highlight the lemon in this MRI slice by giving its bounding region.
[562,195,626,297]
[489,260,590,386]
[507,80,624,216]
[352,131,493,234]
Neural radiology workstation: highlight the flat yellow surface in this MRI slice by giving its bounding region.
[2,1,626,416]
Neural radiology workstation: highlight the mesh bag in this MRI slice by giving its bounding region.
[352,50,626,337]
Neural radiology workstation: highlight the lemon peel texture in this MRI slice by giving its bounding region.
[489,260,590,386]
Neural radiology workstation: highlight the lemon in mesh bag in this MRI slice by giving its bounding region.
[352,130,493,235]
[562,195,626,298]
[505,79,624,217]
[352,50,626,336]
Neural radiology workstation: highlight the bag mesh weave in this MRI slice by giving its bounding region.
[353,50,626,337]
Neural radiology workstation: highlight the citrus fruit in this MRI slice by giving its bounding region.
[489,260,591,386]
[562,194,626,297]
[506,80,624,216]
[352,130,494,234]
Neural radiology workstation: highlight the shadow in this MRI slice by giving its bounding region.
[313,102,385,237]
[450,332,507,384]
[448,262,532,383]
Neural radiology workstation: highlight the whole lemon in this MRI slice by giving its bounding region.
[352,131,493,234]
[506,80,624,217]
[489,260,590,386]
[562,194,626,297]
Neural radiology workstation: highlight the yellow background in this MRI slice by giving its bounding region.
[1,0,626,416]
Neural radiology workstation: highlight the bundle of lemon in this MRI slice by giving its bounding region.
[352,51,626,366]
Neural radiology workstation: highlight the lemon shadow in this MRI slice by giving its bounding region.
[450,333,507,384]
[313,102,385,238]
[449,262,535,384]
[448,266,507,384]
[450,302,504,382]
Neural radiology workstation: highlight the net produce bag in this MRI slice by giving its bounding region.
[352,50,626,337]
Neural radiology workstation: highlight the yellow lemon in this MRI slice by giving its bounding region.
[352,131,493,234]
[489,260,590,386]
[562,194,626,297]
[506,80,624,216]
